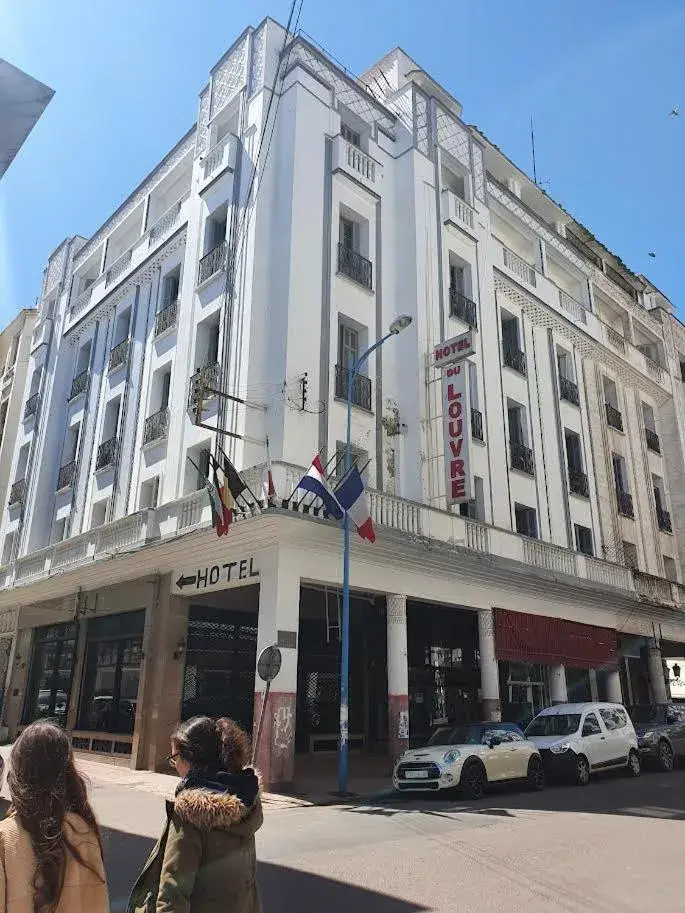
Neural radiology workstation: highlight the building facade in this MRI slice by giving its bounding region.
[0,20,684,789]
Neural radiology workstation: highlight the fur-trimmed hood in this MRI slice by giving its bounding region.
[173,768,261,833]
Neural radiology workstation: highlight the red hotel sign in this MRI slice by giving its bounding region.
[442,360,471,505]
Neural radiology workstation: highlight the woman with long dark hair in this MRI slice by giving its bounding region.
[0,719,108,912]
[128,716,262,913]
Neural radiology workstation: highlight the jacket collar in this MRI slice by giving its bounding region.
[173,768,260,831]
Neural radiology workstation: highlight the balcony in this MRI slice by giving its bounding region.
[200,134,238,186]
[657,506,672,533]
[105,249,133,288]
[198,240,227,285]
[143,407,169,446]
[503,342,526,375]
[471,408,484,442]
[335,365,372,410]
[559,375,580,407]
[449,289,478,329]
[633,569,674,605]
[148,199,183,247]
[510,440,534,475]
[645,428,661,454]
[189,362,221,408]
[332,135,381,194]
[644,355,664,383]
[605,403,623,432]
[604,325,626,355]
[57,461,77,491]
[441,189,476,234]
[69,285,94,321]
[24,392,39,419]
[96,437,117,472]
[616,489,634,519]
[69,370,89,401]
[343,141,376,183]
[109,338,130,373]
[154,300,178,338]
[568,466,590,498]
[337,243,372,290]
[502,247,536,287]
[8,478,26,507]
[558,289,588,325]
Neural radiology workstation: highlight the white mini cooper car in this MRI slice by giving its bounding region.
[393,722,544,799]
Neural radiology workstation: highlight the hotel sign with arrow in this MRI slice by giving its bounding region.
[171,555,259,596]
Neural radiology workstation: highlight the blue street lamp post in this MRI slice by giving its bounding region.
[338,314,413,795]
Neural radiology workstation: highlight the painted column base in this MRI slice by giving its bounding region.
[252,691,296,792]
[481,698,502,722]
[388,693,409,758]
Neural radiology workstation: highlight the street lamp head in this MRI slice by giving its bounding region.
[389,314,412,335]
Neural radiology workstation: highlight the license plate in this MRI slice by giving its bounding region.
[405,770,429,779]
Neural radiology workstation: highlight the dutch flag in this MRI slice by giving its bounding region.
[335,466,376,543]
[295,455,344,519]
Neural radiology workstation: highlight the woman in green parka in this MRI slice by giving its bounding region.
[128,716,263,913]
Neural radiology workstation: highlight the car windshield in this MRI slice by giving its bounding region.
[628,705,665,725]
[526,713,581,737]
[428,725,484,746]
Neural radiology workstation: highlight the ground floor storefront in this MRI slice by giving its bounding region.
[0,511,683,791]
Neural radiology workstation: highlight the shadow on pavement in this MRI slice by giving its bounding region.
[102,827,155,913]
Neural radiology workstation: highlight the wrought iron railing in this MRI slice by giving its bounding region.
[605,402,623,431]
[198,240,227,284]
[337,243,373,289]
[189,362,221,408]
[8,479,26,506]
[503,342,526,375]
[69,370,89,401]
[568,466,589,498]
[449,289,478,328]
[57,461,77,490]
[471,408,484,441]
[558,289,588,325]
[645,428,660,453]
[559,375,580,406]
[24,392,39,419]
[154,300,178,337]
[105,249,132,287]
[109,338,130,372]
[510,440,534,475]
[657,507,672,533]
[335,365,372,410]
[616,489,634,518]
[605,325,626,354]
[149,200,182,246]
[502,247,536,286]
[96,437,117,471]
[143,408,169,446]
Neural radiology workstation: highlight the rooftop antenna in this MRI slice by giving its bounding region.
[530,117,538,186]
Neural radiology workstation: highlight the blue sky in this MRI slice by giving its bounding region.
[1,0,683,324]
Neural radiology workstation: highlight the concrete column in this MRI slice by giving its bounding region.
[252,548,300,792]
[387,595,409,758]
[66,619,89,731]
[3,627,33,734]
[549,664,568,704]
[606,669,623,704]
[647,641,668,704]
[478,609,501,721]
[588,669,599,702]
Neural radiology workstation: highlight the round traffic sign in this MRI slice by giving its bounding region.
[257,645,282,683]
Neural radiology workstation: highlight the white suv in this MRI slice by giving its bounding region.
[525,702,640,785]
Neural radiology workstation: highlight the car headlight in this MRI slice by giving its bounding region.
[550,742,572,754]
[443,749,461,764]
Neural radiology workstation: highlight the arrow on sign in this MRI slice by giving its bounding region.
[176,573,197,590]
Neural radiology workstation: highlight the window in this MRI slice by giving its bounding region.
[339,324,359,371]
[515,503,537,539]
[205,204,227,254]
[603,376,619,411]
[52,518,67,544]
[339,215,356,252]
[112,307,131,348]
[664,556,678,583]
[582,712,601,736]
[599,707,627,730]
[507,401,525,445]
[195,319,220,370]
[557,346,574,382]
[91,500,108,528]
[102,398,121,443]
[77,611,144,734]
[642,401,656,433]
[341,123,361,147]
[623,541,639,569]
[161,267,180,309]
[63,423,80,464]
[0,400,8,447]
[7,334,19,368]
[1,532,15,566]
[197,447,210,491]
[75,340,92,376]
[680,361,685,383]
[501,313,525,373]
[23,622,78,727]
[565,430,583,472]
[612,454,628,493]
[460,476,483,520]
[335,441,368,480]
[441,165,467,201]
[140,476,160,510]
[575,525,593,557]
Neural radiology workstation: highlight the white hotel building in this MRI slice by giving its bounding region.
[1,19,685,788]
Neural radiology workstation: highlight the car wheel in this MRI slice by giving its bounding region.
[461,762,487,800]
[627,749,641,777]
[575,754,590,786]
[526,756,545,791]
[657,740,674,772]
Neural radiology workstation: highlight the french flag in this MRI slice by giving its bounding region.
[335,467,376,543]
[295,455,344,519]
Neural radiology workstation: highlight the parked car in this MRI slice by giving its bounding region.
[525,702,640,785]
[628,703,685,771]
[393,722,544,800]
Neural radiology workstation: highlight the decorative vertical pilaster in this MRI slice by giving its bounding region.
[387,594,409,758]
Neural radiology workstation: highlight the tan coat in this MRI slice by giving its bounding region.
[0,812,108,913]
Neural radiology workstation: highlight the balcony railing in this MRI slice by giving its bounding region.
[616,489,634,518]
[633,569,674,604]
[105,249,132,288]
[69,370,89,401]
[449,289,478,328]
[154,299,178,337]
[337,243,373,290]
[24,392,39,419]
[57,461,77,491]
[8,479,26,506]
[559,375,580,406]
[149,199,182,247]
[503,342,526,375]
[109,338,130,372]
[96,437,117,472]
[568,466,590,498]
[502,248,536,286]
[644,356,664,383]
[189,362,221,408]
[657,506,672,533]
[335,365,372,410]
[344,142,376,183]
[198,240,227,285]
[605,403,623,431]
[605,263,638,302]
[645,428,660,454]
[143,407,170,446]
[605,325,626,354]
[471,408,484,441]
[510,440,534,475]
[558,289,588,325]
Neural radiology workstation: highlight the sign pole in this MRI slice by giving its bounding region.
[251,645,282,768]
